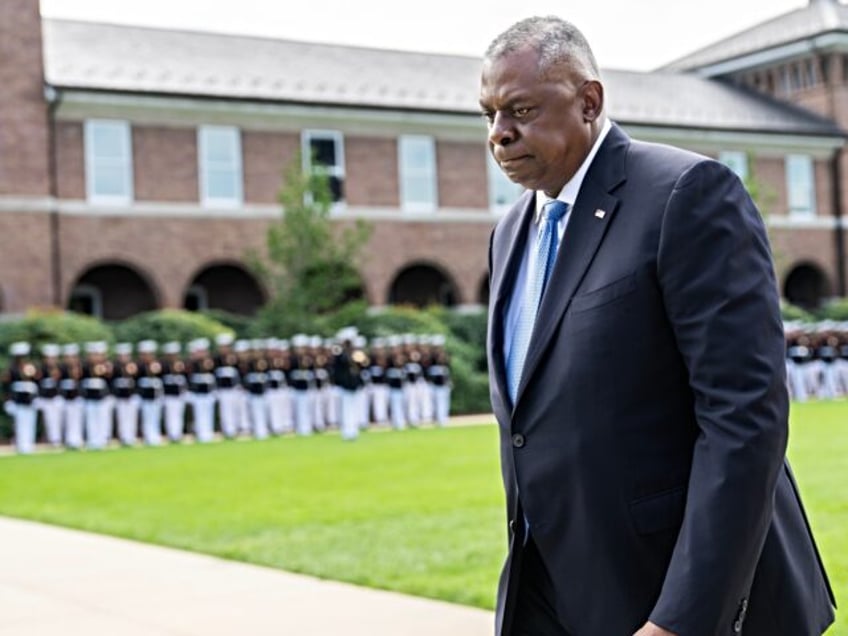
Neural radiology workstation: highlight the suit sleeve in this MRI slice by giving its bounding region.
[648,160,789,635]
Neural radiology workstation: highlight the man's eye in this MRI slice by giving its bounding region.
[513,107,530,118]
[481,111,494,123]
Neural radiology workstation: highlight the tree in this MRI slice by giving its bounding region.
[250,155,371,335]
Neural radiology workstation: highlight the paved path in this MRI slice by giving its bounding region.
[0,516,494,635]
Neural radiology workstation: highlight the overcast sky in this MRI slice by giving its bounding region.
[40,0,808,71]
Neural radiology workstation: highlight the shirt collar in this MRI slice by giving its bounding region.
[534,117,612,223]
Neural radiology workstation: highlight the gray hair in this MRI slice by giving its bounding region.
[484,16,601,80]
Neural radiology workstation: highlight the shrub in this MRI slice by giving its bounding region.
[197,309,256,338]
[780,300,816,323]
[817,298,848,321]
[111,309,233,346]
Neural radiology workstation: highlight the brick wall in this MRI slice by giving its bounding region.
[345,136,399,207]
[0,0,49,196]
[437,141,489,209]
[243,130,299,204]
[55,122,85,199]
[133,126,198,202]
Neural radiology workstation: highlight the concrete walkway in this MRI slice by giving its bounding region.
[0,516,494,635]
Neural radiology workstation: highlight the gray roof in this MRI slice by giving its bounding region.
[665,0,848,71]
[43,18,844,138]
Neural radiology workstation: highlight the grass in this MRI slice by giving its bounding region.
[0,402,845,633]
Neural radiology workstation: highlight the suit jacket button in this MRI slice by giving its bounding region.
[509,519,515,532]
[512,433,525,448]
[733,619,743,633]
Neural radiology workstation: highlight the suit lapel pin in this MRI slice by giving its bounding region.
[594,209,606,219]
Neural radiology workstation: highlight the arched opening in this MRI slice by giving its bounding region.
[388,263,459,308]
[478,273,490,306]
[183,263,266,316]
[783,262,830,309]
[67,263,158,320]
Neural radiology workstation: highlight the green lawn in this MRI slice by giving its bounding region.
[0,403,845,633]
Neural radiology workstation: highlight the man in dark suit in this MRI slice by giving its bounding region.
[481,16,836,636]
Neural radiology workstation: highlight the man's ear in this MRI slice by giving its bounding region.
[581,80,604,122]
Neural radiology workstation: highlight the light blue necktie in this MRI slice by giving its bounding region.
[506,199,569,404]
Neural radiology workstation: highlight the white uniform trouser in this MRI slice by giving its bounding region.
[64,398,84,449]
[371,384,389,424]
[787,361,808,402]
[819,363,841,400]
[357,387,369,428]
[836,359,848,396]
[807,360,823,399]
[249,394,269,440]
[340,390,359,440]
[433,385,451,427]
[38,396,64,446]
[404,383,420,426]
[190,392,216,443]
[115,397,139,446]
[12,404,37,454]
[218,389,240,438]
[294,390,312,436]
[237,388,250,434]
[324,386,339,427]
[84,399,110,450]
[141,398,163,446]
[310,388,325,432]
[389,388,406,430]
[267,388,293,435]
[417,378,434,423]
[164,395,186,442]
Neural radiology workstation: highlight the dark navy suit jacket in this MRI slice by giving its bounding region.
[487,123,836,635]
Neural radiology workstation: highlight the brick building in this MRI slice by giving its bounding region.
[1,0,847,319]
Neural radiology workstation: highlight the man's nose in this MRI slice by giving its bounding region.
[488,112,515,147]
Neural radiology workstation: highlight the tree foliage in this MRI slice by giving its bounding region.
[251,156,371,335]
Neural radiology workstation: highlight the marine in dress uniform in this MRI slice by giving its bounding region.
[111,343,140,446]
[187,338,217,443]
[367,338,390,425]
[3,342,41,454]
[266,339,294,435]
[244,339,270,440]
[213,334,241,439]
[427,335,452,427]
[289,334,315,436]
[136,340,164,446]
[81,341,113,450]
[402,335,423,427]
[38,344,65,447]
[234,339,253,435]
[60,344,85,449]
[385,336,408,431]
[333,327,363,441]
[352,335,371,429]
[161,341,189,443]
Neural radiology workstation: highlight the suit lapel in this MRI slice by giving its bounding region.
[514,125,629,408]
[488,191,535,407]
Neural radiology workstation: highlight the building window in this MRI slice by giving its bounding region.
[786,154,816,217]
[487,152,524,215]
[67,284,103,319]
[805,58,817,87]
[302,130,345,203]
[398,135,438,212]
[719,151,749,182]
[84,119,133,205]
[183,285,209,312]
[198,126,243,207]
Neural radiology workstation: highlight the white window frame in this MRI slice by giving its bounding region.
[719,151,749,183]
[84,119,133,206]
[198,125,243,208]
[487,151,524,215]
[398,135,438,213]
[785,154,817,218]
[69,284,103,319]
[301,130,346,206]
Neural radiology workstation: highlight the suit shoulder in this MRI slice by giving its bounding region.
[627,138,739,191]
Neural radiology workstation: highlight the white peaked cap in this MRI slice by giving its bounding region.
[336,326,358,342]
[138,340,158,354]
[162,341,181,355]
[387,335,402,347]
[188,338,210,353]
[292,334,309,347]
[215,333,234,347]
[62,343,80,356]
[431,334,446,346]
[309,335,323,348]
[353,335,367,348]
[402,333,416,345]
[114,343,133,356]
[10,341,30,356]
[371,337,386,348]
[85,341,109,355]
[279,339,290,350]
[234,339,251,352]
[252,339,267,351]
[41,343,61,357]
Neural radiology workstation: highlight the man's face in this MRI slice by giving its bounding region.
[479,46,599,197]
